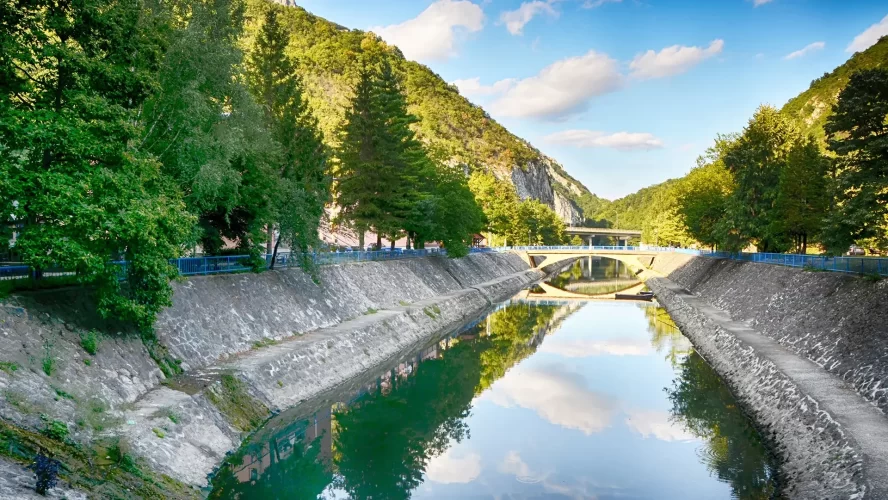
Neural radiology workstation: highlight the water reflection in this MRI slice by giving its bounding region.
[546,257,641,296]
[667,351,780,499]
[209,301,778,499]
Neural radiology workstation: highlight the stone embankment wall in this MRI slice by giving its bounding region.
[652,253,888,413]
[648,253,888,497]
[0,252,541,491]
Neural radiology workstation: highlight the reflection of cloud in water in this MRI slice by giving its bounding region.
[425,448,482,484]
[498,451,545,484]
[625,410,697,442]
[539,337,652,358]
[499,451,615,499]
[484,365,617,435]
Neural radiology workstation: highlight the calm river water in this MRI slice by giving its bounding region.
[209,258,778,499]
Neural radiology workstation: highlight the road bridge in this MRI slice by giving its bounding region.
[506,246,680,283]
[564,227,642,246]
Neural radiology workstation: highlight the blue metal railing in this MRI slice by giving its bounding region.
[0,248,451,281]
[3,244,885,282]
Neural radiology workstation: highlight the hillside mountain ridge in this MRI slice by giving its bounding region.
[595,35,888,235]
[268,0,593,224]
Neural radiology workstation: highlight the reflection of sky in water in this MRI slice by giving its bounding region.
[413,302,727,500]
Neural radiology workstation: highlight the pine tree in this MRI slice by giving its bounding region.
[246,6,330,267]
[334,65,384,248]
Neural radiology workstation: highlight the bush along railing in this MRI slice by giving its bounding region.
[0,248,450,281]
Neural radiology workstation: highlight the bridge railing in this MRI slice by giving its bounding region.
[496,245,887,277]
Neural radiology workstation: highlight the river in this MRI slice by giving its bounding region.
[209,258,779,499]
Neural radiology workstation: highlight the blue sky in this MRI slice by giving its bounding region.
[294,0,888,199]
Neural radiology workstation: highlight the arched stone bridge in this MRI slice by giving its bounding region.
[509,247,665,282]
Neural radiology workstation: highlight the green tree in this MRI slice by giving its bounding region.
[333,65,381,249]
[774,139,829,253]
[514,200,567,246]
[139,0,277,259]
[722,106,802,252]
[823,68,888,254]
[245,5,330,267]
[409,167,486,257]
[371,60,431,247]
[677,138,736,250]
[0,0,193,331]
[468,171,521,246]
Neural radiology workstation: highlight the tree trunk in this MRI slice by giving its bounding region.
[406,231,413,250]
[266,225,274,256]
[269,236,282,270]
[358,230,364,250]
[376,233,381,250]
[390,239,395,250]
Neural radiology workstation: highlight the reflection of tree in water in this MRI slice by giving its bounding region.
[477,303,559,392]
[547,258,639,295]
[331,337,483,500]
[209,431,332,500]
[642,306,692,367]
[667,352,779,499]
[209,303,569,500]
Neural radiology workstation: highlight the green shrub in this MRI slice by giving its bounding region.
[0,362,18,374]
[41,341,54,377]
[80,330,100,355]
[41,419,69,442]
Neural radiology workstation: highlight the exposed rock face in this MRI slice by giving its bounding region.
[510,160,584,225]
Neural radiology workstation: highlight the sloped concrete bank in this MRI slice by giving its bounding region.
[647,254,888,498]
[0,252,542,494]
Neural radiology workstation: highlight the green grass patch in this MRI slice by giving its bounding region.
[206,374,269,432]
[80,329,100,355]
[0,361,18,374]
[398,300,410,306]
[862,272,883,282]
[423,305,442,319]
[53,387,76,401]
[152,428,165,439]
[251,338,278,350]
[166,410,179,425]
[83,359,91,366]
[40,417,69,442]
[364,308,378,315]
[41,340,54,377]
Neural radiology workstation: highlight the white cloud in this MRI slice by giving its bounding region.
[452,77,517,97]
[629,39,724,80]
[751,0,774,6]
[426,449,482,484]
[544,130,664,151]
[484,365,617,434]
[371,0,484,63]
[583,0,623,8]
[539,336,654,356]
[624,410,697,442]
[784,41,825,60]
[847,14,888,53]
[500,1,558,36]
[489,51,624,119]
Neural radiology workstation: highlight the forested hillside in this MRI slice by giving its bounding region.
[782,37,888,142]
[267,0,592,223]
[595,36,888,253]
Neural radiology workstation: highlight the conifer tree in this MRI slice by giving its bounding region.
[334,65,383,248]
[246,6,330,267]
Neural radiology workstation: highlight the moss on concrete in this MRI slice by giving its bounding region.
[0,420,198,499]
[206,374,269,433]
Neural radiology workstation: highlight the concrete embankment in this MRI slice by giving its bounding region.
[647,253,888,498]
[0,252,542,492]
